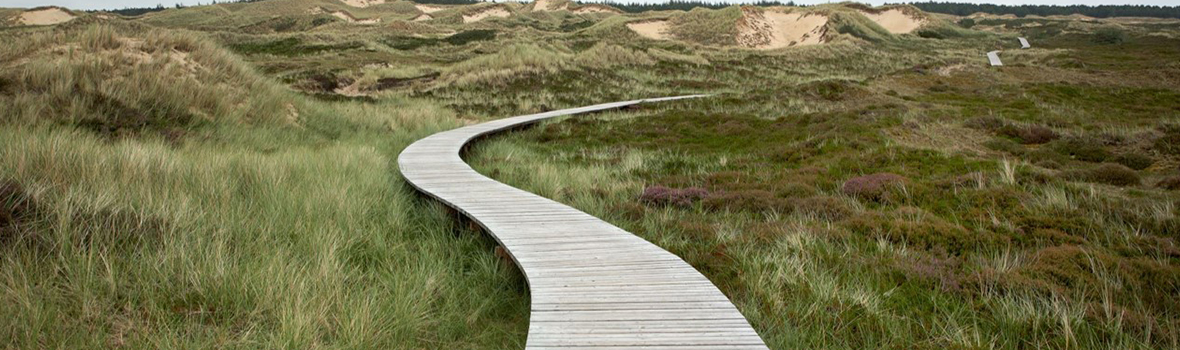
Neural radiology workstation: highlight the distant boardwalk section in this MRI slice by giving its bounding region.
[987,50,1003,66]
[398,96,768,349]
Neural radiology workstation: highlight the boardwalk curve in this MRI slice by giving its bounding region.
[398,96,768,349]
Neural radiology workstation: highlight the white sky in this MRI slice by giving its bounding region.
[5,0,1179,11]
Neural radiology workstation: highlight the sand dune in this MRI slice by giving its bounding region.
[737,9,828,49]
[415,5,445,13]
[532,0,568,12]
[340,0,384,8]
[627,20,671,40]
[861,9,925,34]
[463,7,510,23]
[18,8,75,26]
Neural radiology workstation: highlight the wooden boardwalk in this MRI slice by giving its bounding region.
[398,96,768,349]
[987,50,1003,66]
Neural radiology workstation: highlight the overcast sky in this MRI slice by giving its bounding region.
[7,0,1180,11]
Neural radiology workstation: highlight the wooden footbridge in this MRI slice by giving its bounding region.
[398,96,768,349]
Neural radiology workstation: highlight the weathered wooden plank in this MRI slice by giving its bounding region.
[397,96,767,349]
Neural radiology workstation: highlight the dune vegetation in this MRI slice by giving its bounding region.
[2,0,1178,348]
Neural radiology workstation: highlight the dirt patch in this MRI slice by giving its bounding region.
[572,5,621,15]
[340,0,384,8]
[463,7,510,23]
[736,8,828,49]
[415,4,446,13]
[861,9,925,34]
[627,20,671,40]
[18,7,75,26]
[412,14,432,22]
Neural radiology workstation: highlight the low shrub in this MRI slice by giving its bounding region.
[791,196,853,220]
[775,182,819,198]
[1157,176,1180,190]
[999,124,1059,144]
[984,138,1024,154]
[1113,153,1154,170]
[701,190,786,212]
[843,208,993,253]
[1061,163,1141,186]
[843,173,907,201]
[639,186,708,207]
[1035,160,1063,170]
[895,250,964,292]
[383,30,496,50]
[1026,148,1071,166]
[1052,136,1110,162]
[1154,126,1180,155]
[964,116,1007,131]
[1093,26,1127,45]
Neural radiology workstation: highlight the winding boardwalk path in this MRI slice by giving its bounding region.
[398,96,768,349]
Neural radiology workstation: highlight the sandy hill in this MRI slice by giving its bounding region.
[0,23,296,131]
[136,0,420,30]
[9,7,76,26]
[625,4,933,50]
[857,5,927,34]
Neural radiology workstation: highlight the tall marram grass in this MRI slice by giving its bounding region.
[2,25,289,127]
[0,23,527,348]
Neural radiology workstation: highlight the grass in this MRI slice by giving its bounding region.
[1,21,526,348]
[459,14,1180,349]
[2,1,1179,348]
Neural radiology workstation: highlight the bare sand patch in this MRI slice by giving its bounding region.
[341,0,384,8]
[327,9,381,24]
[412,14,432,22]
[572,5,620,15]
[18,8,75,26]
[861,9,925,34]
[415,5,445,13]
[736,9,828,49]
[532,0,568,12]
[627,20,671,40]
[463,7,510,23]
